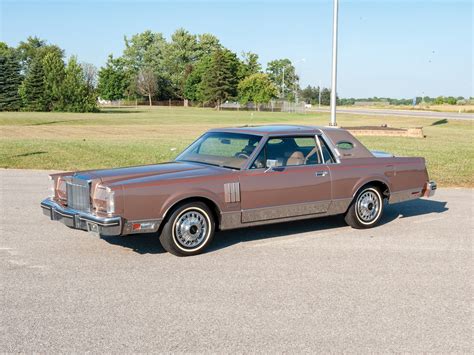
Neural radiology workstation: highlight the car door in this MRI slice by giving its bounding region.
[239,135,332,223]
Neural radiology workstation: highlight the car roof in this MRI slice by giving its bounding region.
[208,125,330,136]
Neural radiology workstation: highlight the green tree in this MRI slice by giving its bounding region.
[266,58,298,101]
[162,28,199,99]
[0,42,9,53]
[434,96,445,105]
[238,52,261,79]
[97,55,128,101]
[0,44,22,111]
[446,96,457,105]
[238,73,278,110]
[123,31,166,72]
[338,97,355,105]
[122,30,168,99]
[196,33,221,58]
[200,48,238,107]
[116,29,224,101]
[59,56,97,112]
[300,85,320,104]
[17,36,63,74]
[320,88,331,106]
[42,50,65,110]
[19,56,46,111]
[183,55,212,103]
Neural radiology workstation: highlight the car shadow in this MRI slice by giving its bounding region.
[101,233,166,254]
[100,198,448,255]
[210,199,448,252]
[385,198,448,219]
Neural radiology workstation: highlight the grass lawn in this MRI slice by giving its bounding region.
[1,106,472,187]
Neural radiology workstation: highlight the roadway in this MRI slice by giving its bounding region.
[311,107,474,120]
[1,169,472,352]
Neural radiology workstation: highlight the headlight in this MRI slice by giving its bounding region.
[106,187,115,214]
[94,185,115,214]
[57,176,71,201]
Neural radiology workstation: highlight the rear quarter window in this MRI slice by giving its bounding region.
[336,141,354,150]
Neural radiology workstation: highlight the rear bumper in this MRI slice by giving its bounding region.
[423,181,437,198]
[40,198,122,236]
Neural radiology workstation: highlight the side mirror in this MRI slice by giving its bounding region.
[264,159,277,173]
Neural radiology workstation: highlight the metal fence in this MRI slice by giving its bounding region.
[219,100,308,113]
[98,98,309,113]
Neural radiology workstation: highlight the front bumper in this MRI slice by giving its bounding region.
[423,181,437,198]
[40,198,122,236]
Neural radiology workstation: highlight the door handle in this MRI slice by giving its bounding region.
[315,171,328,177]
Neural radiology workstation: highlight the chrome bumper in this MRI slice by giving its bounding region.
[423,181,437,198]
[40,198,122,236]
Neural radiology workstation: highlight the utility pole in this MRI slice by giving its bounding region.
[293,58,305,106]
[318,80,322,108]
[282,67,285,99]
[330,0,339,126]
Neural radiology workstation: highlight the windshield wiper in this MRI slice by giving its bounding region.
[178,159,220,168]
[178,159,240,170]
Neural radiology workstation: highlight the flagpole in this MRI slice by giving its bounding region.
[330,0,339,126]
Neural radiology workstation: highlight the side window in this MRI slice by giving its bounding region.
[318,137,336,164]
[252,147,266,169]
[251,136,324,168]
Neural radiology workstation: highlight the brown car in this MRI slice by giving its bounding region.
[41,125,436,256]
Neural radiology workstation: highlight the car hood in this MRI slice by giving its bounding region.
[75,161,222,185]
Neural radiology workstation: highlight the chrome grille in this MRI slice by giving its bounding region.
[66,177,91,212]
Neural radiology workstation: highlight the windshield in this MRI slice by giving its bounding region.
[176,132,262,169]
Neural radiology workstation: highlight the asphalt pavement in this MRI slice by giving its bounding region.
[0,169,472,353]
[311,107,474,120]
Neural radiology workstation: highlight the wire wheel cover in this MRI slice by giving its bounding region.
[174,210,208,249]
[356,190,380,223]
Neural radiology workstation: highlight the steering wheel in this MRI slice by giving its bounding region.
[236,152,249,159]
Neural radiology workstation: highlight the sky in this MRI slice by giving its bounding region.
[1,0,472,98]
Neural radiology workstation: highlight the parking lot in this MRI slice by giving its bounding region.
[1,169,472,352]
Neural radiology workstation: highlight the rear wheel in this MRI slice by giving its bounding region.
[159,202,215,256]
[344,186,384,229]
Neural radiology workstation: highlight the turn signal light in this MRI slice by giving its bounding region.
[132,222,156,231]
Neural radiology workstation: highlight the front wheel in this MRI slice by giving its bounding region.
[159,202,215,256]
[344,186,384,229]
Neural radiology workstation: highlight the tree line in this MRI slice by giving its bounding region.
[336,96,472,106]
[1,31,471,112]
[0,31,303,111]
[0,38,97,112]
[96,29,299,108]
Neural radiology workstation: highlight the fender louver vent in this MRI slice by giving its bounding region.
[224,182,240,203]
